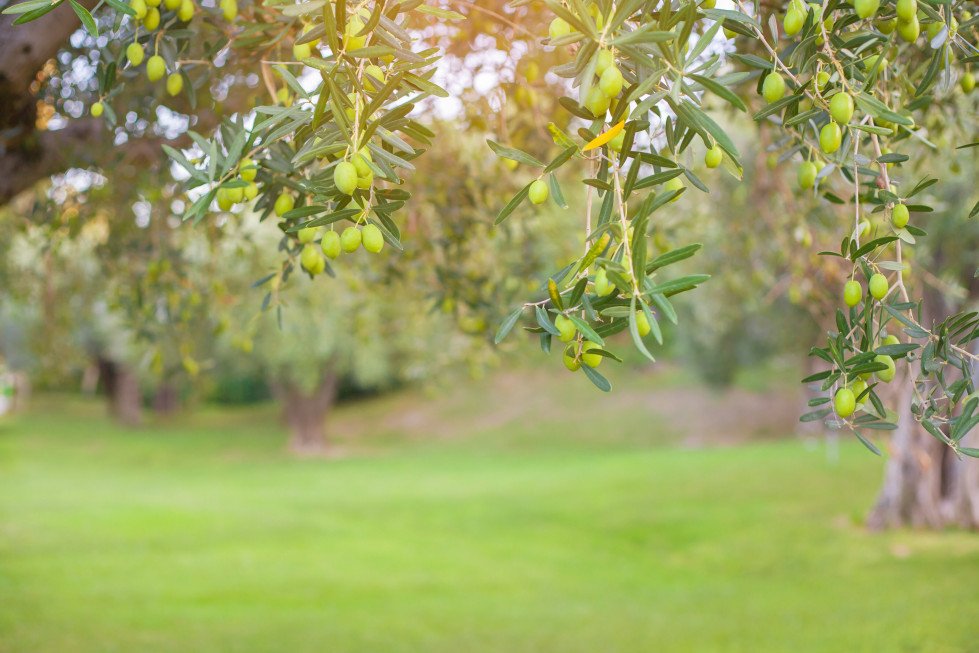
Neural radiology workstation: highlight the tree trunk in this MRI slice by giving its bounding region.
[97,358,142,427]
[866,290,979,530]
[152,381,180,416]
[275,371,339,455]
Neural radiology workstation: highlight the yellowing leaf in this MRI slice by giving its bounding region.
[582,120,625,152]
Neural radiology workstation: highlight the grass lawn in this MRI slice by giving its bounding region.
[1,379,978,652]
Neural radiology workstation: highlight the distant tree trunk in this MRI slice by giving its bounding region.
[97,358,142,427]
[275,370,339,454]
[867,287,979,530]
[152,381,180,416]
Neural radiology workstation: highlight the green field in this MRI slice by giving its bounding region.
[2,376,979,652]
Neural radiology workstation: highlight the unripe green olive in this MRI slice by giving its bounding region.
[608,131,626,153]
[705,145,723,168]
[798,161,817,189]
[664,176,684,201]
[868,273,888,300]
[843,280,862,307]
[829,91,853,124]
[244,182,258,200]
[701,0,716,8]
[554,315,577,343]
[166,72,183,96]
[164,0,180,10]
[594,268,615,296]
[581,341,603,368]
[357,169,374,190]
[855,0,880,19]
[820,122,842,154]
[882,334,900,347]
[300,245,324,275]
[529,179,549,205]
[898,16,920,41]
[858,219,871,238]
[584,86,611,117]
[815,71,830,90]
[891,203,909,228]
[293,42,312,60]
[961,72,975,93]
[784,8,804,35]
[146,0,160,7]
[127,42,145,67]
[341,226,362,253]
[834,388,856,418]
[762,72,786,103]
[850,378,868,402]
[220,0,237,21]
[143,7,160,29]
[875,354,897,382]
[334,161,358,196]
[239,157,257,182]
[362,223,384,253]
[91,102,104,117]
[274,192,294,217]
[216,188,233,211]
[226,185,244,203]
[177,0,194,21]
[896,0,917,22]
[599,65,624,98]
[365,64,385,90]
[549,17,571,40]
[563,345,582,371]
[344,16,367,50]
[877,17,896,33]
[595,49,614,75]
[130,0,147,19]
[635,311,651,337]
[147,55,166,82]
[321,230,341,259]
[298,225,318,244]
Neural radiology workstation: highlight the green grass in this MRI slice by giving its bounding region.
[1,385,979,652]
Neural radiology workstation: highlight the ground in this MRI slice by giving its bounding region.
[1,364,978,652]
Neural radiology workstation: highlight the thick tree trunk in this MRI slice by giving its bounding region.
[866,290,979,530]
[275,371,339,455]
[152,381,180,416]
[97,358,142,427]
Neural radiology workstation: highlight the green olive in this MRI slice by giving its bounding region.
[705,145,723,169]
[875,354,896,382]
[829,91,854,124]
[529,179,549,205]
[321,230,341,259]
[581,341,603,368]
[274,193,294,217]
[820,122,842,154]
[843,280,862,307]
[855,0,880,18]
[341,226,362,253]
[91,102,104,117]
[868,273,888,300]
[166,72,183,96]
[834,388,856,418]
[126,42,145,67]
[334,161,359,196]
[798,161,817,189]
[554,315,577,343]
[146,55,166,82]
[784,8,804,35]
[599,65,624,98]
[562,345,582,371]
[362,223,384,253]
[762,72,786,104]
[891,204,909,229]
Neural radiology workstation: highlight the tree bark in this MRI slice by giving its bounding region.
[866,289,979,530]
[275,371,339,454]
[152,381,180,416]
[97,357,142,427]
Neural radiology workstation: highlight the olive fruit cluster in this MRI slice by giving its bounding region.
[334,148,374,196]
[297,221,385,276]
[580,47,624,119]
[215,158,259,211]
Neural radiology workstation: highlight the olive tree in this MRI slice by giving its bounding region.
[4,0,979,525]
